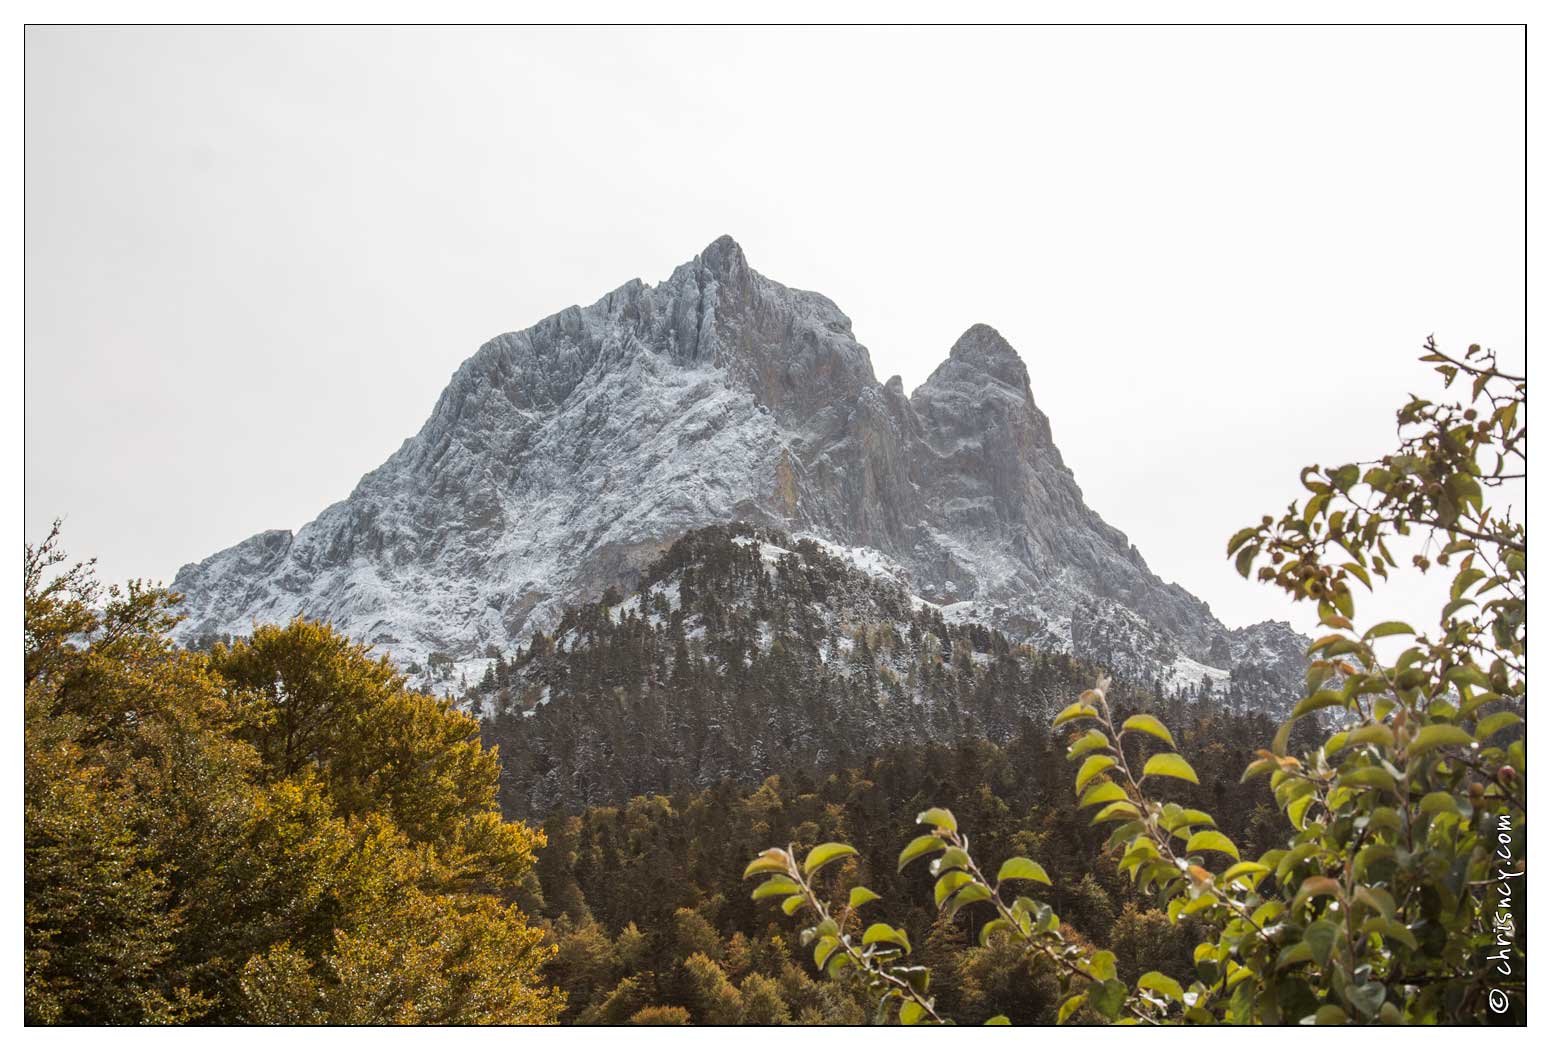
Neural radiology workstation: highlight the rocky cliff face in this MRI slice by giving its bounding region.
[172,236,1303,701]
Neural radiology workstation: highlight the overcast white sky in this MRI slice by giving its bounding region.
[24,25,1525,636]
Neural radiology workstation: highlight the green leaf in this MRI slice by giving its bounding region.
[1452,567,1487,601]
[1304,919,1339,966]
[1332,585,1354,619]
[862,922,911,953]
[1091,800,1140,824]
[848,886,881,909]
[1334,766,1396,793]
[1226,526,1259,556]
[1475,710,1523,740]
[1141,752,1199,785]
[916,807,958,833]
[1418,791,1462,817]
[1184,830,1240,860]
[1057,993,1086,1024]
[984,1015,1010,1025]
[1354,843,1396,881]
[1367,806,1401,833]
[1089,950,1117,981]
[781,894,806,916]
[978,917,1013,947]
[1362,915,1419,950]
[1319,608,1354,631]
[1347,980,1386,1019]
[1420,799,1457,824]
[1241,757,1278,782]
[898,834,947,872]
[1121,713,1176,747]
[1362,620,1415,641]
[899,1000,925,1026]
[996,857,1051,885]
[1344,723,1395,750]
[931,847,970,875]
[824,952,849,980]
[1053,701,1098,727]
[1408,723,1474,756]
[752,876,801,901]
[1276,941,1313,970]
[1445,664,1491,691]
[1302,490,1330,525]
[1276,841,1320,880]
[1313,1004,1349,1025]
[802,842,858,876]
[1354,886,1395,919]
[944,882,992,918]
[1079,781,1127,808]
[743,848,788,879]
[1293,875,1343,911]
[1088,979,1128,1019]
[813,935,841,971]
[933,870,974,908]
[1065,729,1110,760]
[1075,754,1117,793]
[1292,689,1349,721]
[1220,861,1270,887]
[1138,971,1184,1002]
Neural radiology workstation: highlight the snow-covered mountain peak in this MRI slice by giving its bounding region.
[941,323,1030,390]
[171,237,1307,709]
[696,233,751,280]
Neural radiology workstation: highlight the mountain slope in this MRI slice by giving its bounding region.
[171,236,1303,699]
[474,524,1152,816]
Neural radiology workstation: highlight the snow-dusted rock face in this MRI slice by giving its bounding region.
[171,236,1304,702]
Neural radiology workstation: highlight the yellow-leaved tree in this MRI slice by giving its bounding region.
[23,530,563,1025]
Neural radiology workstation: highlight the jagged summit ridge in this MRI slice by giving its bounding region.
[171,236,1305,703]
[943,323,1031,390]
[698,233,751,281]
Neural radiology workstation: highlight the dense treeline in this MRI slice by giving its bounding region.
[526,697,1319,1024]
[475,524,1266,818]
[23,526,561,1024]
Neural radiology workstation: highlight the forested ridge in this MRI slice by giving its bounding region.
[471,524,1286,818]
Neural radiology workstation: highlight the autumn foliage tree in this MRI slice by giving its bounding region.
[23,531,562,1025]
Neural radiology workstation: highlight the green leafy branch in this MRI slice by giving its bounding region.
[744,842,944,1025]
[898,805,1156,1024]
